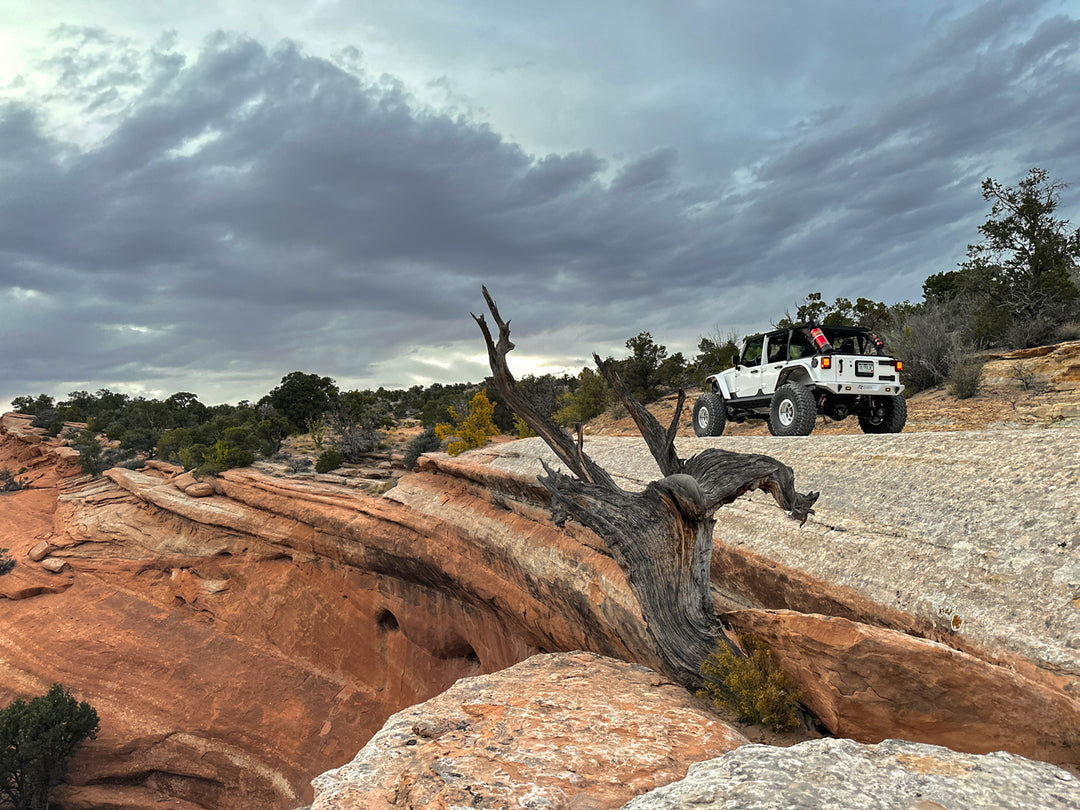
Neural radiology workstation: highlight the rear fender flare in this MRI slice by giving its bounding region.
[778,367,813,389]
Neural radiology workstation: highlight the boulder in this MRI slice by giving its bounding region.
[27,540,53,561]
[184,481,214,498]
[311,652,748,809]
[172,472,197,491]
[41,557,68,573]
[622,738,1080,810]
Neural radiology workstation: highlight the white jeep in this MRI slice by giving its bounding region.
[692,324,906,437]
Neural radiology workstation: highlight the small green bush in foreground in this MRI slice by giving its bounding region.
[0,684,99,810]
[315,448,345,474]
[699,634,802,732]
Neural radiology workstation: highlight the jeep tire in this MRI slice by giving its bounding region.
[858,395,907,434]
[768,383,816,436]
[692,393,726,437]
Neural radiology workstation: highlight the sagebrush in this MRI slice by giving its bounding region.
[699,634,802,732]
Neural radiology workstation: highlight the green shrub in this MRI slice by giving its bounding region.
[255,415,291,457]
[0,468,23,494]
[0,684,99,810]
[29,409,63,436]
[119,427,157,453]
[315,448,345,473]
[74,428,103,476]
[177,443,210,471]
[947,355,985,399]
[0,547,14,575]
[156,428,191,462]
[206,439,254,472]
[698,635,802,732]
[554,367,609,426]
[103,421,127,442]
[403,428,441,470]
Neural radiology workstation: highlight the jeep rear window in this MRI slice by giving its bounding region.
[821,329,877,355]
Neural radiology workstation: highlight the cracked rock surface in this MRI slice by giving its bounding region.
[622,737,1080,809]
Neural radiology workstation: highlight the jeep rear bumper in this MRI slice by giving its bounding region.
[818,381,905,396]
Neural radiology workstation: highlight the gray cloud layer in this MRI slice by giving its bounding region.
[2,2,1080,405]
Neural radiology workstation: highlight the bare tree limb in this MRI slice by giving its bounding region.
[593,354,683,477]
[472,285,614,488]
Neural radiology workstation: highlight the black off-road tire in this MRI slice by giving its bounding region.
[858,395,907,434]
[692,393,727,437]
[768,384,817,436]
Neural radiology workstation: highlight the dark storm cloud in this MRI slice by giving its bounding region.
[2,3,1080,406]
[0,29,697,400]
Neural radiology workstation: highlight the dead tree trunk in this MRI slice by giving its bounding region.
[473,286,818,688]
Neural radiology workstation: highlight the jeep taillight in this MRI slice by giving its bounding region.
[895,360,903,372]
[821,356,832,369]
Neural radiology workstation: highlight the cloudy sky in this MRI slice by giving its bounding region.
[2,1,1080,407]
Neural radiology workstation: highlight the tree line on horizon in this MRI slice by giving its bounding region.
[8,167,1079,474]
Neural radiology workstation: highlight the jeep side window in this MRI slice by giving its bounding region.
[741,339,763,367]
[766,332,788,364]
[788,330,815,360]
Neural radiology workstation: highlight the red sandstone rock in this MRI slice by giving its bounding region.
[184,481,214,497]
[172,471,198,490]
[311,652,748,809]
[724,609,1080,770]
[27,540,53,561]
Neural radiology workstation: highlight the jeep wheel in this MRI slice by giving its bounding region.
[768,384,816,436]
[692,393,726,437]
[858,395,907,434]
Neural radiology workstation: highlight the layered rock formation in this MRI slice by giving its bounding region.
[1,410,1079,807]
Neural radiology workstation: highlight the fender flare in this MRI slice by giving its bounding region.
[705,374,733,400]
[778,367,814,389]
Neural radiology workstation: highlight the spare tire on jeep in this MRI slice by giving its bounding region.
[692,393,726,437]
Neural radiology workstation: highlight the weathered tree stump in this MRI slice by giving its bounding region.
[473,286,818,687]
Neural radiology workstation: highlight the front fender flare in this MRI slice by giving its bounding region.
[706,374,733,400]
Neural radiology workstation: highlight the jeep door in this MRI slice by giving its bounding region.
[730,336,766,397]
[760,331,789,395]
